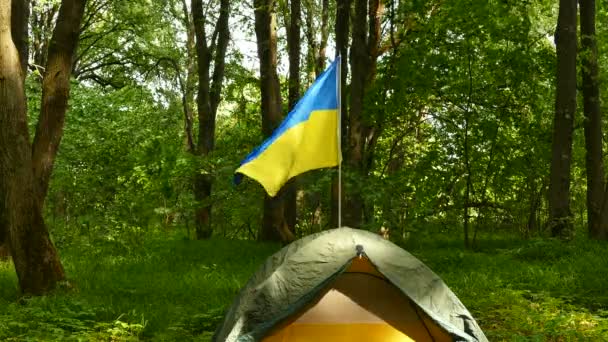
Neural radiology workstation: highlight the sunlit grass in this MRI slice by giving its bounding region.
[0,230,606,340]
[0,231,279,341]
[403,235,608,340]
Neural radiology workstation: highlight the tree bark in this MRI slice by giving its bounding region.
[11,0,29,78]
[0,0,69,295]
[284,0,301,232]
[31,0,87,204]
[330,0,350,228]
[191,0,212,239]
[254,0,294,243]
[287,0,301,114]
[1,0,30,248]
[180,0,196,152]
[303,1,317,82]
[316,0,329,74]
[343,0,383,228]
[302,0,329,80]
[548,0,577,238]
[463,111,471,248]
[191,0,230,239]
[580,0,607,239]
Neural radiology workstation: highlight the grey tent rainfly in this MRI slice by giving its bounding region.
[213,228,488,341]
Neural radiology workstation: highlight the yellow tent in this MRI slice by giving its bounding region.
[263,257,452,342]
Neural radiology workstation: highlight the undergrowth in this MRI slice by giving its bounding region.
[0,230,606,341]
[403,234,608,341]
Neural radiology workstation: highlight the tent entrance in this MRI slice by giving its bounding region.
[262,257,452,342]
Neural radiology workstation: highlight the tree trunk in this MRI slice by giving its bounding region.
[1,0,30,251]
[191,0,213,239]
[287,0,301,129]
[580,0,607,240]
[344,0,367,228]
[191,0,230,239]
[303,0,329,80]
[331,0,351,228]
[367,0,383,82]
[254,0,294,243]
[548,0,577,238]
[284,0,301,233]
[343,0,383,228]
[303,1,317,83]
[463,113,471,248]
[11,0,29,78]
[526,178,545,237]
[463,47,474,248]
[180,0,196,152]
[0,0,69,295]
[316,0,329,74]
[260,191,294,243]
[31,0,87,204]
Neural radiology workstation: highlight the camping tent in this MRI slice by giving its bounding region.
[213,228,488,342]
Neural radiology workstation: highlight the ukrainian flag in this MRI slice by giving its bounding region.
[235,57,341,197]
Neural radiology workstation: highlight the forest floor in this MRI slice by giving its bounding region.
[0,230,607,341]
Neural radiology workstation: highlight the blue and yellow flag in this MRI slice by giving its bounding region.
[235,57,341,197]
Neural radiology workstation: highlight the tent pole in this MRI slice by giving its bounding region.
[337,55,343,229]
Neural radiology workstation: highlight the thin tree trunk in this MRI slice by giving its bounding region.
[255,0,294,243]
[315,0,329,74]
[191,0,230,239]
[526,178,544,237]
[331,0,351,228]
[303,0,317,82]
[548,0,577,238]
[580,0,607,239]
[463,47,474,249]
[287,0,301,121]
[180,0,195,152]
[473,123,499,246]
[284,0,301,233]
[463,115,471,248]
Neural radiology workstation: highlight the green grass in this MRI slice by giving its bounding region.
[0,231,607,341]
[0,232,279,341]
[404,235,608,341]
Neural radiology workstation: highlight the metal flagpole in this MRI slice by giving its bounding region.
[337,55,342,228]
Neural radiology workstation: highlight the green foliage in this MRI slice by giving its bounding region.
[358,0,559,235]
[43,81,189,245]
[43,47,277,241]
[76,0,175,88]
[37,0,602,241]
[0,296,145,341]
